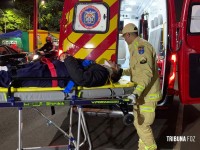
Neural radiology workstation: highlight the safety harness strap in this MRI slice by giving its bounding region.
[41,57,58,87]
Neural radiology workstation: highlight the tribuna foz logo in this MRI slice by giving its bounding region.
[166,136,196,142]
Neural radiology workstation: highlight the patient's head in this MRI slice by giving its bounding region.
[110,69,122,83]
[102,60,122,83]
[59,52,71,62]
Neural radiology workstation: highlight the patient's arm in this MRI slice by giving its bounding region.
[64,56,109,87]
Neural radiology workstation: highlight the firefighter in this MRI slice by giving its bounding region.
[39,36,54,53]
[122,23,162,150]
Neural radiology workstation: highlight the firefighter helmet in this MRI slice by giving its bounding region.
[46,36,52,43]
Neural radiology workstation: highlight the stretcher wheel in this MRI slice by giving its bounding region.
[123,114,133,126]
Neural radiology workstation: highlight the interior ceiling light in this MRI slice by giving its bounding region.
[152,2,156,6]
[125,7,132,12]
[129,1,136,5]
[124,0,136,5]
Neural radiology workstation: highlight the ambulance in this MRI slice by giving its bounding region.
[58,0,200,106]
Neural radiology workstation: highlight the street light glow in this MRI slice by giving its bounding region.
[41,0,45,5]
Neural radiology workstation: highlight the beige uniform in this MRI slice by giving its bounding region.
[123,36,162,150]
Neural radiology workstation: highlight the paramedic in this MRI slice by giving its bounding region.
[122,23,162,150]
[0,55,121,88]
[39,36,54,53]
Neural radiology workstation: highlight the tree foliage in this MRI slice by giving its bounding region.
[0,0,64,32]
[0,9,30,33]
[39,0,64,31]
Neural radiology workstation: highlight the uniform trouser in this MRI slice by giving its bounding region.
[133,101,157,150]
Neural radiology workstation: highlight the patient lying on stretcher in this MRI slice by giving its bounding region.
[0,54,122,88]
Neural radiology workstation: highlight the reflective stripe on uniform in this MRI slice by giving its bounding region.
[134,41,139,50]
[136,84,145,92]
[140,106,155,112]
[139,139,157,150]
[146,93,162,101]
[145,144,157,150]
[139,139,143,143]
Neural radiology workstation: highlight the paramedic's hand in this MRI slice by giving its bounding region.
[128,94,137,104]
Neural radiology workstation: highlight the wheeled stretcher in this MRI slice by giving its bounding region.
[0,78,134,150]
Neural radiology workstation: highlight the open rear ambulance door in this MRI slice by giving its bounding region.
[175,0,200,104]
[161,0,180,106]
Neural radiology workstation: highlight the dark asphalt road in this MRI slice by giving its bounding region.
[0,95,200,150]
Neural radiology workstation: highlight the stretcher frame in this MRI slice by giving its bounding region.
[0,78,134,150]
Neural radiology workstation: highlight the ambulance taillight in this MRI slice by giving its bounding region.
[168,53,177,89]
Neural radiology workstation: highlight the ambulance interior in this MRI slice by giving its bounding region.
[118,0,169,104]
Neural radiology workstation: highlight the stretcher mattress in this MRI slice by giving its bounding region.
[0,79,134,103]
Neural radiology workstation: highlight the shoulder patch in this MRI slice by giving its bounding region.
[138,46,144,55]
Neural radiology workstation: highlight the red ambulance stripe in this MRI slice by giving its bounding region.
[72,0,119,55]
[69,34,95,54]
[66,23,73,36]
[91,0,103,1]
[59,22,73,50]
[110,1,118,18]
[67,0,79,13]
[85,29,117,60]
[59,0,78,47]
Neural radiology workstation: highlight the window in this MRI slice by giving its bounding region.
[190,5,200,33]
[73,2,109,33]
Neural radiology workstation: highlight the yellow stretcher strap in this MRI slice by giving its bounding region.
[108,77,115,88]
[3,93,7,101]
[78,91,82,98]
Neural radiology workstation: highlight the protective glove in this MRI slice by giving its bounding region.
[128,94,137,104]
